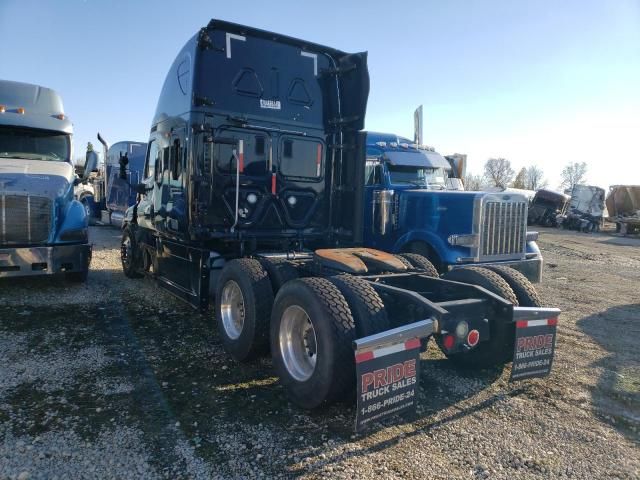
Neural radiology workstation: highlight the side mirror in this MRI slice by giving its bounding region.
[119,152,129,180]
[82,150,98,181]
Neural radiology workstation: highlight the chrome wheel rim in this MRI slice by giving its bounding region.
[220,280,245,340]
[279,305,317,381]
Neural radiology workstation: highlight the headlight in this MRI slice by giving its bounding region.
[526,231,539,242]
[447,234,479,247]
[60,228,88,242]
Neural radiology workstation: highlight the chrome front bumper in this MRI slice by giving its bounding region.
[0,244,91,278]
[450,256,543,283]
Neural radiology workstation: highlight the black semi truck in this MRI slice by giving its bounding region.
[120,20,560,417]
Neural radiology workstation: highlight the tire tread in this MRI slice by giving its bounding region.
[397,253,439,277]
[483,265,542,307]
[298,277,356,403]
[328,274,390,337]
[216,258,274,360]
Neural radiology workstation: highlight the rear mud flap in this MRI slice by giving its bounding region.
[353,319,433,432]
[510,307,561,381]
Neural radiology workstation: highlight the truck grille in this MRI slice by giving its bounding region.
[480,201,527,257]
[0,195,52,245]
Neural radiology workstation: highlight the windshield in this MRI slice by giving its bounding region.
[387,164,448,189]
[0,126,70,162]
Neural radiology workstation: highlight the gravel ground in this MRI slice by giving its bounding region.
[0,225,638,479]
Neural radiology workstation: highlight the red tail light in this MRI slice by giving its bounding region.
[467,330,480,347]
[443,334,456,350]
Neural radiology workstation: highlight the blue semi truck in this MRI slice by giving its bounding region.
[362,132,542,282]
[0,80,92,281]
[117,20,560,418]
[76,135,146,227]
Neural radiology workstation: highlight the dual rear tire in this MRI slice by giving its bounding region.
[214,259,543,405]
[395,253,438,277]
[270,278,357,408]
[215,259,274,361]
[214,259,390,408]
[439,265,541,368]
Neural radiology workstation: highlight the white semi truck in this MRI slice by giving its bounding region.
[0,80,93,281]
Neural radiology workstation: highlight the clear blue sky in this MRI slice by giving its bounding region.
[1,0,638,189]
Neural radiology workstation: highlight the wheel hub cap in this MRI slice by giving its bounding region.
[220,280,245,340]
[279,305,317,381]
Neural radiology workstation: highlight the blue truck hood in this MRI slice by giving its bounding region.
[398,189,483,236]
[0,158,73,200]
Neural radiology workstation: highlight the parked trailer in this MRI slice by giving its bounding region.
[0,80,92,281]
[557,185,606,232]
[606,185,640,235]
[119,20,560,426]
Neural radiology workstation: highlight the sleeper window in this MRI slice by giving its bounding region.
[280,137,323,179]
[215,133,267,175]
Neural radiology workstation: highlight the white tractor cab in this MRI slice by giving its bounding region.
[0,80,93,281]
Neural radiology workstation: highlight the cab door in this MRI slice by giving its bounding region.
[164,128,188,237]
[136,138,160,231]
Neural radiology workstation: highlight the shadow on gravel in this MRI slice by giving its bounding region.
[292,358,516,476]
[597,237,640,247]
[0,294,516,477]
[577,304,640,442]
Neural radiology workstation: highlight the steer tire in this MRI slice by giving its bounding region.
[215,259,274,362]
[397,253,439,277]
[271,277,356,409]
[439,266,518,369]
[259,258,299,294]
[328,274,390,337]
[121,226,144,279]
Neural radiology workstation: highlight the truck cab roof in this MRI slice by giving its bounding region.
[0,80,72,134]
[365,131,450,170]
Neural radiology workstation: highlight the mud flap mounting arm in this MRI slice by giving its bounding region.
[353,319,435,353]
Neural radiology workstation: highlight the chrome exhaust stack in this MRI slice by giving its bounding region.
[97,133,109,203]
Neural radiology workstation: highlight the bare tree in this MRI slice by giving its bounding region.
[560,162,588,190]
[484,158,514,188]
[525,166,547,190]
[512,167,527,189]
[463,173,485,191]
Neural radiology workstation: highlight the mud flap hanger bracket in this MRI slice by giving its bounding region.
[353,319,435,353]
[511,307,561,322]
